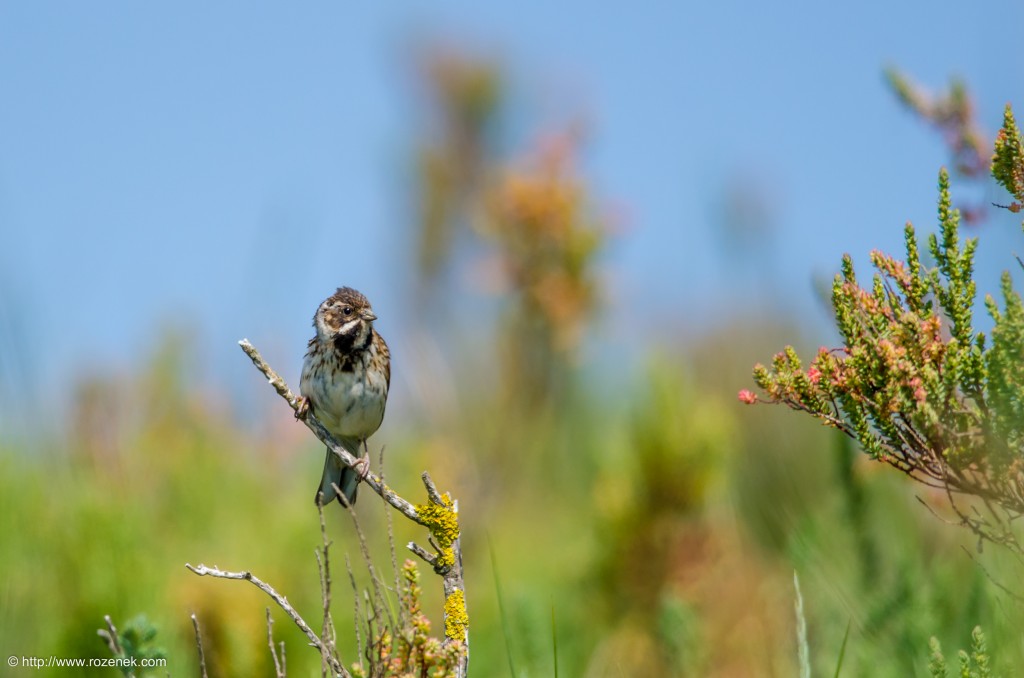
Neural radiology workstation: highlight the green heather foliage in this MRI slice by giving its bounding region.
[992,105,1024,217]
[752,169,990,468]
[9,56,1024,674]
[929,637,950,678]
[928,627,994,678]
[99,615,167,677]
[749,105,1024,674]
[885,69,989,179]
[749,109,1024,554]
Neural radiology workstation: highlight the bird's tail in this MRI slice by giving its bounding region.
[315,441,360,507]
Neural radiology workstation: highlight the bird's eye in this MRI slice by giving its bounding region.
[343,306,353,316]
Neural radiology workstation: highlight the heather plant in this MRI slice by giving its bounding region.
[410,49,607,408]
[13,43,1024,678]
[412,48,502,292]
[97,615,167,677]
[349,560,464,678]
[886,70,991,224]
[928,627,993,678]
[992,104,1024,221]
[744,105,1024,557]
[483,133,607,404]
[886,69,989,180]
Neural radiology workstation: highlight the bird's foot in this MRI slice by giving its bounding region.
[352,452,371,481]
[295,396,310,420]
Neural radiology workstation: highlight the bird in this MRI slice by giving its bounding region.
[298,287,390,507]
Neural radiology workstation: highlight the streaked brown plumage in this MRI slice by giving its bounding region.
[299,287,390,506]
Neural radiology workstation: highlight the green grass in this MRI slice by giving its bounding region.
[1,330,1022,676]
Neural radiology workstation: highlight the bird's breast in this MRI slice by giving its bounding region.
[300,344,388,439]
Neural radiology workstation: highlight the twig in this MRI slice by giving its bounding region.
[380,449,406,628]
[959,546,1024,603]
[363,589,380,666]
[315,550,329,678]
[345,555,365,671]
[238,338,469,677]
[915,495,963,528]
[407,542,438,568]
[190,614,209,678]
[440,501,468,666]
[97,616,136,678]
[97,615,123,657]
[404,474,469,675]
[267,608,286,678]
[316,502,337,677]
[341,485,399,644]
[185,563,349,678]
[421,472,446,506]
[239,339,423,525]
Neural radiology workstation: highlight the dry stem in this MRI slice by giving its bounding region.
[185,563,349,677]
[190,614,209,678]
[233,338,469,676]
[266,608,286,678]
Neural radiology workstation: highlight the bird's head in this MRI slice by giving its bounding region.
[313,287,378,349]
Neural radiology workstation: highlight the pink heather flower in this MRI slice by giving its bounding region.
[807,367,821,384]
[738,389,757,404]
[908,377,928,403]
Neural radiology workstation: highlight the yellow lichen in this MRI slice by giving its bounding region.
[416,492,461,570]
[443,589,469,642]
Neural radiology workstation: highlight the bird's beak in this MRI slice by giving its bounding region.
[362,310,378,322]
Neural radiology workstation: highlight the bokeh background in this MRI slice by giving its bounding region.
[3,2,1024,676]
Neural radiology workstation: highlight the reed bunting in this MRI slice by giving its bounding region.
[298,287,390,506]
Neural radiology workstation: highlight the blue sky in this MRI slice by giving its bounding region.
[2,1,1023,430]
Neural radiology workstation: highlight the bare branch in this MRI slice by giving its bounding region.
[380,450,406,628]
[421,471,445,505]
[342,493,398,643]
[190,614,209,678]
[97,615,123,658]
[239,339,423,526]
[315,502,337,676]
[185,563,349,678]
[345,555,364,666]
[407,541,438,568]
[97,616,136,678]
[237,338,470,676]
[266,608,286,678]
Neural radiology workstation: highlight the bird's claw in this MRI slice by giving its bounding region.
[295,396,310,420]
[352,453,371,481]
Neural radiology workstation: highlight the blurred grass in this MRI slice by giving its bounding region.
[3,318,1022,676]
[3,50,1023,676]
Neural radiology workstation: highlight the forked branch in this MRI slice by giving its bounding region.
[214,339,470,676]
[185,563,349,677]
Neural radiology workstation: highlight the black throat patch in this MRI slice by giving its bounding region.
[332,325,373,371]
